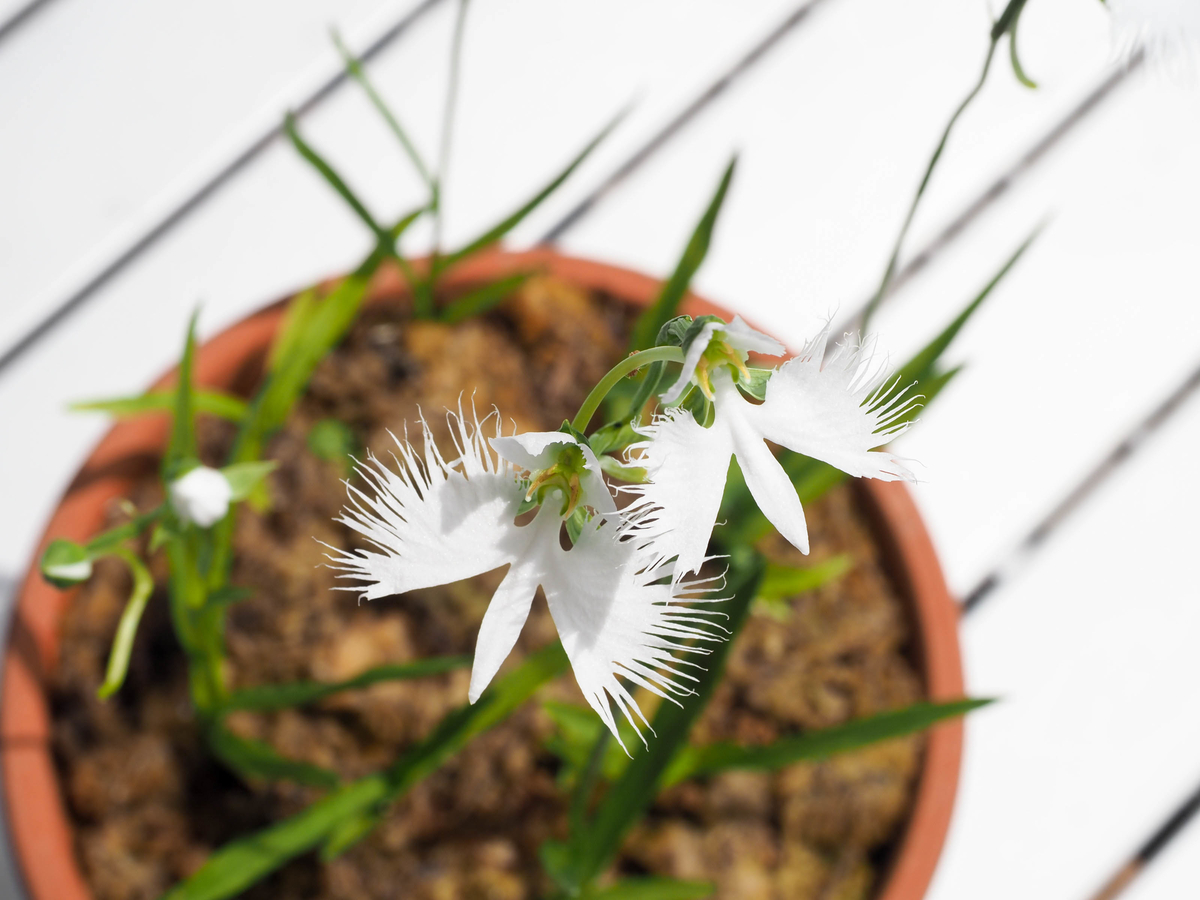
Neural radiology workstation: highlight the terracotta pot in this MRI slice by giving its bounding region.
[0,249,964,900]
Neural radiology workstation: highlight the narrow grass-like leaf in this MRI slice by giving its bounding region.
[893,227,1039,388]
[161,775,390,900]
[168,645,568,897]
[208,725,340,789]
[436,111,623,274]
[757,555,852,601]
[221,656,472,713]
[583,878,714,900]
[164,312,199,478]
[629,157,736,351]
[72,389,248,422]
[96,549,155,699]
[550,555,764,891]
[332,30,432,187]
[661,698,992,788]
[285,113,388,245]
[267,286,318,374]
[543,701,632,784]
[233,253,383,464]
[439,271,530,324]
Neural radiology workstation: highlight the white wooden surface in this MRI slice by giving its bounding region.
[2,1,1198,898]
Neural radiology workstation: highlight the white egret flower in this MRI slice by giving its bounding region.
[325,407,724,746]
[626,322,917,578]
[169,465,233,528]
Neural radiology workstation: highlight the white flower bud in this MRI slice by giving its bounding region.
[169,466,233,527]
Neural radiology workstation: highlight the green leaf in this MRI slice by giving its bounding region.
[233,253,383,464]
[752,555,852,621]
[893,227,1039,390]
[332,30,432,187]
[439,271,530,324]
[40,539,93,587]
[71,389,248,422]
[551,555,764,891]
[97,549,155,699]
[208,724,340,789]
[542,701,631,784]
[583,878,714,900]
[285,113,388,245]
[207,585,253,607]
[307,418,359,471]
[319,809,381,862]
[220,656,473,713]
[629,158,736,351]
[1007,13,1037,89]
[436,111,624,274]
[757,555,852,601]
[267,286,319,374]
[661,698,993,788]
[219,461,278,502]
[164,312,199,479]
[161,774,390,900]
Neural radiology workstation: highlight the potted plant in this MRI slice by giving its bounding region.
[2,10,1035,899]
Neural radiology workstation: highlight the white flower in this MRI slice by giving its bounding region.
[325,407,724,747]
[1109,0,1200,61]
[169,465,233,528]
[626,323,917,578]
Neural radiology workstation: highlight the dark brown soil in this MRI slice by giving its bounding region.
[50,274,924,900]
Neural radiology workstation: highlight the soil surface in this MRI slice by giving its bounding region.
[50,273,924,900]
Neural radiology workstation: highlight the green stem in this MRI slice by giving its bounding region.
[860,12,1010,331]
[571,346,683,433]
[570,728,611,834]
[432,0,470,256]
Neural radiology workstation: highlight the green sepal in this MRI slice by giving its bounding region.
[655,315,694,348]
[735,365,772,401]
[557,420,590,444]
[565,507,589,545]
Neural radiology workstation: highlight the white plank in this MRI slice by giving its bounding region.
[0,0,428,356]
[927,398,1200,900]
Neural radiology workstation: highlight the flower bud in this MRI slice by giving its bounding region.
[41,539,93,587]
[169,465,233,527]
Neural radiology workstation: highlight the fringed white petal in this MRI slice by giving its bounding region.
[718,377,810,556]
[623,405,733,578]
[748,325,917,482]
[326,408,526,601]
[539,515,728,752]
[467,510,557,702]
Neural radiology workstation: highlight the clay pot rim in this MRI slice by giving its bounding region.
[0,247,963,900]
